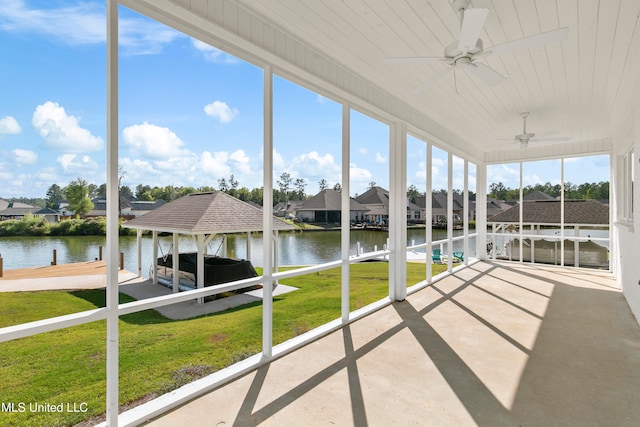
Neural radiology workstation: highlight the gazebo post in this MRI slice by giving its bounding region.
[246,231,251,261]
[196,234,206,304]
[223,234,228,257]
[136,229,142,277]
[172,233,179,293]
[152,230,158,285]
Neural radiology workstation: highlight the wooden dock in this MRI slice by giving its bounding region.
[0,260,108,280]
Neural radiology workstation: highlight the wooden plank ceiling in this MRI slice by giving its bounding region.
[229,0,640,159]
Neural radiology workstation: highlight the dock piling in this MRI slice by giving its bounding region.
[51,249,57,266]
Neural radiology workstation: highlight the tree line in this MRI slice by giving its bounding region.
[3,175,608,217]
[488,181,609,201]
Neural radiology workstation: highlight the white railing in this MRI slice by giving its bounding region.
[485,230,610,269]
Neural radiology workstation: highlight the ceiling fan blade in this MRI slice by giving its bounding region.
[384,56,449,64]
[531,136,572,142]
[484,27,569,57]
[533,130,560,138]
[414,67,454,94]
[458,8,489,51]
[465,62,507,86]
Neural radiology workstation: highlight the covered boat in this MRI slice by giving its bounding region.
[155,252,260,293]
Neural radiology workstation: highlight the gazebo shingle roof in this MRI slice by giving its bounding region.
[488,199,609,225]
[123,192,294,234]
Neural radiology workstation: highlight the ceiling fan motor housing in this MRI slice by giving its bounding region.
[445,38,483,58]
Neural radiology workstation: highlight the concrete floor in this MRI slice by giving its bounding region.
[145,261,640,426]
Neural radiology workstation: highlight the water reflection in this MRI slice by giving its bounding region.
[0,228,473,273]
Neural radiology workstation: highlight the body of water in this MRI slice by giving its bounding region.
[0,228,474,275]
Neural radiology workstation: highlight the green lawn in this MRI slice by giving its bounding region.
[0,262,447,426]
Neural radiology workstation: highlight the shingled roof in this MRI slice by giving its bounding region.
[355,186,389,207]
[488,199,609,225]
[122,191,294,234]
[297,189,368,212]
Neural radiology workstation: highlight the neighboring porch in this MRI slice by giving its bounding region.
[139,261,640,426]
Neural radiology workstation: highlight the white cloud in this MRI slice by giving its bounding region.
[12,148,36,165]
[290,151,340,179]
[200,151,232,178]
[122,122,188,159]
[191,38,239,63]
[32,101,103,152]
[229,149,253,175]
[0,115,21,134]
[118,17,184,55]
[375,152,387,163]
[349,163,373,182]
[358,148,368,155]
[273,149,285,170]
[0,0,183,55]
[57,153,97,172]
[204,101,239,124]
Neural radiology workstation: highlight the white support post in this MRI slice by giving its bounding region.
[575,226,580,267]
[136,229,142,277]
[105,1,119,424]
[560,159,565,266]
[463,159,469,266]
[447,152,453,272]
[262,66,274,359]
[341,104,351,321]
[531,224,536,264]
[426,142,432,282]
[519,162,523,263]
[389,122,407,301]
[476,164,487,260]
[172,233,179,293]
[273,230,279,284]
[152,230,158,284]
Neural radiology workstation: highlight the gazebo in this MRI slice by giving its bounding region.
[122,191,294,297]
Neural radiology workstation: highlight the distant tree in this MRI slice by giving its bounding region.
[488,182,508,200]
[250,187,263,205]
[64,178,94,216]
[89,184,100,199]
[120,185,134,200]
[228,174,239,197]
[333,183,342,192]
[368,181,376,190]
[176,186,197,198]
[277,172,293,204]
[218,177,229,192]
[136,184,153,200]
[318,179,328,191]
[45,184,65,209]
[94,184,107,197]
[150,185,177,202]
[294,178,306,199]
[407,184,421,198]
[236,187,251,201]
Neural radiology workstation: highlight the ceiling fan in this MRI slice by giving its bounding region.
[505,112,571,145]
[384,0,569,93]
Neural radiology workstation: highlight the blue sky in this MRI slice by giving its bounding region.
[0,1,610,200]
